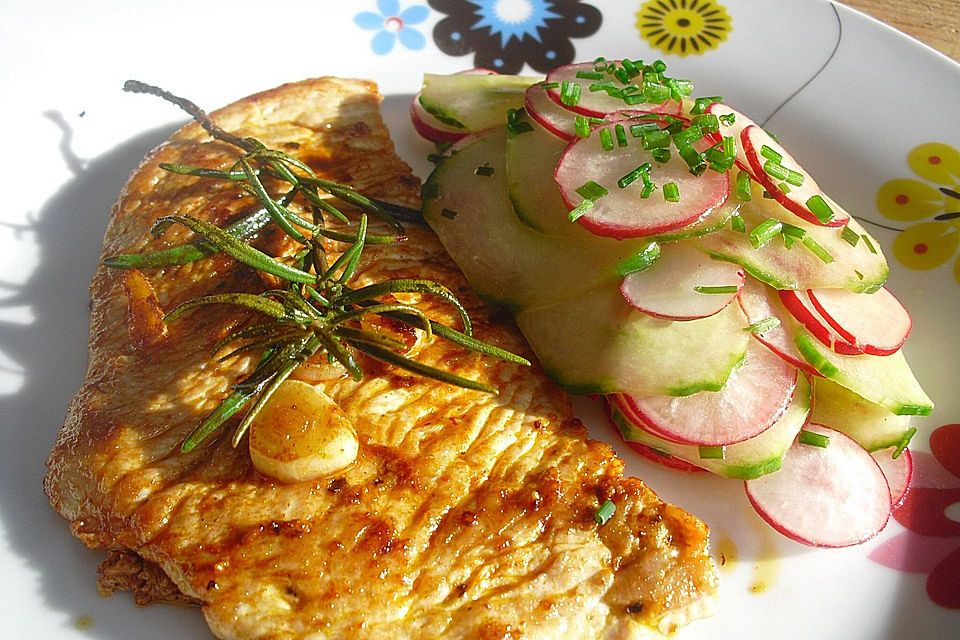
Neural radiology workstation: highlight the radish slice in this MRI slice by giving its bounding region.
[410,68,498,143]
[620,242,744,320]
[741,125,850,227]
[807,287,912,356]
[602,398,707,472]
[545,62,680,118]
[555,121,730,239]
[873,448,913,509]
[777,289,864,355]
[525,82,578,141]
[737,278,822,376]
[745,424,892,547]
[704,103,755,171]
[622,340,798,446]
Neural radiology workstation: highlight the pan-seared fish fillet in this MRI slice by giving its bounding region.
[45,77,718,639]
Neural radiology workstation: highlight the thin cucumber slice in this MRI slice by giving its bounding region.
[515,283,749,397]
[610,375,811,479]
[419,73,541,131]
[694,181,889,292]
[811,377,917,452]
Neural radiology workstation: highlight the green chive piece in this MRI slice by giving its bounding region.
[746,317,781,334]
[731,214,746,233]
[693,113,720,133]
[576,70,604,81]
[699,445,725,460]
[651,148,671,163]
[652,59,667,72]
[575,115,591,138]
[841,226,861,246]
[694,285,739,294]
[507,120,534,137]
[781,222,807,239]
[802,236,835,263]
[569,199,594,221]
[640,182,657,199]
[541,81,560,90]
[736,171,752,201]
[642,129,671,150]
[783,234,796,249]
[617,242,661,276]
[677,144,704,170]
[630,122,659,137]
[576,180,609,201]
[778,182,792,194]
[806,194,836,223]
[642,82,670,103]
[673,124,703,147]
[613,67,631,85]
[760,145,783,163]
[506,108,521,125]
[893,427,918,459]
[594,499,616,525]
[855,269,865,280]
[474,165,494,177]
[593,56,607,71]
[621,58,640,77]
[718,113,736,126]
[600,128,614,151]
[618,163,652,189]
[441,208,458,220]
[663,182,680,202]
[749,218,783,248]
[615,123,628,147]
[785,168,805,187]
[862,234,878,254]
[764,160,790,181]
[560,80,582,106]
[798,429,830,448]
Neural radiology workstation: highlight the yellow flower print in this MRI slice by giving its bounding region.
[877,142,960,283]
[636,0,732,57]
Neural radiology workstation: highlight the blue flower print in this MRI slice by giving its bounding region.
[355,0,430,55]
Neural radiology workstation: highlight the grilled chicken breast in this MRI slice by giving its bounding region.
[45,77,718,639]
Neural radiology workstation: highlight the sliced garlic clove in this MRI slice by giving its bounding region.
[249,380,358,483]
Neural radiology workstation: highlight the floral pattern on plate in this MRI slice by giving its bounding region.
[869,423,960,609]
[355,0,430,55]
[635,0,732,57]
[428,0,602,73]
[876,142,960,284]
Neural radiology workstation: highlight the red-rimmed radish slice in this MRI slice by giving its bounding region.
[525,82,578,141]
[704,102,755,171]
[807,287,912,356]
[602,398,707,472]
[745,424,892,547]
[738,278,822,376]
[622,340,798,446]
[620,242,744,320]
[545,62,679,118]
[410,68,499,143]
[555,121,730,239]
[741,125,850,227]
[873,448,913,509]
[777,289,863,355]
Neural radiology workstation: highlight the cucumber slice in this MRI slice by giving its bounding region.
[422,128,652,310]
[810,377,916,451]
[515,284,750,397]
[694,181,889,292]
[419,73,541,131]
[610,375,811,479]
[793,329,933,416]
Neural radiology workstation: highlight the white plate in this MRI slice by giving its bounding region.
[1,0,958,637]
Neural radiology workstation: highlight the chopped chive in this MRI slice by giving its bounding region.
[630,122,659,137]
[778,182,791,194]
[764,160,790,182]
[475,164,494,177]
[441,208,458,220]
[798,429,830,448]
[576,180,609,201]
[589,80,618,93]
[593,56,607,71]
[651,148,671,163]
[677,144,704,169]
[780,222,807,239]
[652,59,667,72]
[722,135,736,158]
[694,285,739,294]
[560,81,582,106]
[421,182,439,200]
[762,190,775,199]
[663,182,680,202]
[673,124,703,147]
[507,108,521,125]
[621,58,641,77]
[594,499,616,525]
[862,234,878,254]
[642,129,671,150]
[841,225,861,246]
[568,199,594,221]
[575,115,591,138]
[746,317,781,334]
[665,78,683,101]
[691,97,716,115]
[783,234,796,249]
[855,269,865,280]
[802,236,834,263]
[618,163,652,189]
[623,93,645,106]
[507,121,533,137]
[806,194,835,223]
[760,145,783,163]
[576,70,605,81]
[541,81,560,90]
[699,445,725,460]
[675,79,694,95]
[736,171,752,201]
[600,128,614,151]
[731,214,746,233]
[642,82,670,103]
[893,427,917,459]
[613,66,631,85]
[718,112,736,126]
[640,182,657,198]
[616,242,661,276]
[693,113,720,133]
[615,123,629,147]
[749,218,783,248]
[785,168,805,187]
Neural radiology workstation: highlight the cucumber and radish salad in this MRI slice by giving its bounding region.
[413,58,933,548]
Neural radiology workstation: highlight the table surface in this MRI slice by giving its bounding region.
[842,0,960,62]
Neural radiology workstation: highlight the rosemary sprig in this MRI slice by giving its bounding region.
[108,81,530,453]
